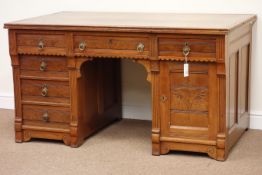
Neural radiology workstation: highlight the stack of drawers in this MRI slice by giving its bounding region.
[15,31,71,144]
[12,30,151,146]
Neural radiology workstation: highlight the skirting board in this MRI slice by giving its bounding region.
[250,112,262,130]
[1,95,262,130]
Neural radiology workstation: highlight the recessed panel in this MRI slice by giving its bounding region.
[171,111,208,128]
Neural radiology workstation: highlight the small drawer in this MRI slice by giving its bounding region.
[22,104,70,123]
[20,55,69,79]
[158,36,217,62]
[16,32,66,55]
[73,34,150,58]
[21,79,70,104]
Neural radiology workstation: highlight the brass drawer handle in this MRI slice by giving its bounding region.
[183,42,190,57]
[38,40,45,50]
[137,42,144,52]
[42,112,49,122]
[41,84,48,97]
[40,59,47,71]
[79,42,86,51]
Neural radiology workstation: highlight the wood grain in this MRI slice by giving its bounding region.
[4,12,256,34]
[4,12,256,161]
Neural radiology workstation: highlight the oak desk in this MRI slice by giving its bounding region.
[4,12,257,160]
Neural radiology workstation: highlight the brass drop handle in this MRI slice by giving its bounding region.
[40,60,47,71]
[38,40,45,50]
[41,84,48,97]
[79,42,86,51]
[42,112,49,122]
[183,42,190,57]
[137,42,145,52]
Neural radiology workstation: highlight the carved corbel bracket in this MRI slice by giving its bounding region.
[133,60,160,83]
[207,146,217,160]
[76,58,94,78]
[23,130,32,142]
[8,30,18,66]
[133,59,151,82]
[68,57,94,78]
[10,54,19,66]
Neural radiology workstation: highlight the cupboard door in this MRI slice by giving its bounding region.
[160,61,217,140]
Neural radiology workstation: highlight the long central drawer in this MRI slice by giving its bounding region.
[73,34,150,58]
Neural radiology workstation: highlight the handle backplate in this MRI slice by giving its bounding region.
[137,42,145,52]
[42,112,49,122]
[40,59,47,71]
[183,42,190,57]
[41,84,48,97]
[79,42,86,51]
[38,40,45,50]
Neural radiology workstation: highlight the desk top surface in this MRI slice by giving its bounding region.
[4,11,256,34]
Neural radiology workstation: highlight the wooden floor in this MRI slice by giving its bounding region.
[1,109,262,175]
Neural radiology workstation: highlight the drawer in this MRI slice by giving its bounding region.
[22,104,70,123]
[22,121,70,133]
[16,32,66,55]
[73,35,150,58]
[21,79,70,104]
[158,36,217,62]
[20,55,69,79]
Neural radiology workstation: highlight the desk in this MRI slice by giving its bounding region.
[4,12,256,160]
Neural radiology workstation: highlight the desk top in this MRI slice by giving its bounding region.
[4,11,256,34]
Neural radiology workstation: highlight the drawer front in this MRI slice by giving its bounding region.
[20,55,69,79]
[23,104,70,123]
[17,33,66,55]
[73,35,150,58]
[22,121,70,132]
[21,79,70,104]
[158,36,216,62]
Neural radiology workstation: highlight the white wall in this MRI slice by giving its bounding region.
[0,0,261,129]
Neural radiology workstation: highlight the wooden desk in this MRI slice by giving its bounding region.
[4,12,256,160]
